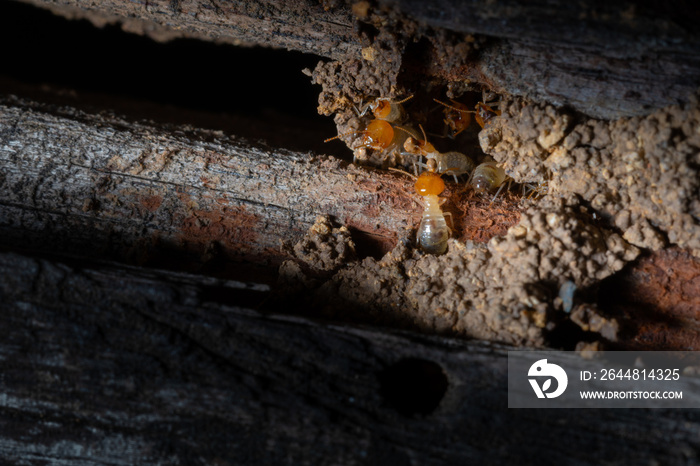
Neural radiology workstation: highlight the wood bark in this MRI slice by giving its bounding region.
[0,96,523,280]
[0,249,699,465]
[399,0,700,119]
[20,0,700,118]
[0,96,414,278]
[20,0,362,59]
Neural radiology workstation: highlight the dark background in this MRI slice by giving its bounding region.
[0,0,336,153]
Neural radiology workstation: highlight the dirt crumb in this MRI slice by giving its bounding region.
[482,95,700,256]
[274,197,640,347]
[281,215,357,273]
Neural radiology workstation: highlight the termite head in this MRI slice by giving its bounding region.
[326,119,395,150]
[475,102,501,129]
[402,124,436,156]
[360,119,394,149]
[371,99,393,120]
[415,171,445,196]
[434,98,473,136]
[370,95,413,122]
[403,136,420,154]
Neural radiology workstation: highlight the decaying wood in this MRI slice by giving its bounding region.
[20,0,362,59]
[19,0,700,118]
[0,96,408,275]
[397,0,700,119]
[0,96,524,277]
[0,249,699,465]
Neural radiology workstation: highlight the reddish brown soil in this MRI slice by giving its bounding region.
[601,248,700,350]
[447,184,521,243]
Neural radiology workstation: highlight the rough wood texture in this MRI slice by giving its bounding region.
[0,249,698,465]
[0,96,524,278]
[0,96,409,276]
[20,0,361,59]
[392,0,700,118]
[19,0,700,118]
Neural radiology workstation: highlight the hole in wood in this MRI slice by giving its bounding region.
[378,358,448,416]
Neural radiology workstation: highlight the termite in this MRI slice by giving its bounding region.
[523,179,549,199]
[474,102,501,129]
[470,160,507,193]
[469,160,511,205]
[401,125,475,182]
[356,95,414,124]
[391,158,453,255]
[325,119,419,165]
[433,92,502,131]
[433,98,472,137]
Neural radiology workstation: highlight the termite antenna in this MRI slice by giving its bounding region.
[419,124,428,144]
[388,166,417,180]
[324,129,362,143]
[395,126,415,137]
[394,94,414,105]
[433,98,476,114]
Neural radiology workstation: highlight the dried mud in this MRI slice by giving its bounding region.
[307,1,484,166]
[481,97,700,256]
[292,69,699,348]
[288,3,700,349]
[278,198,638,347]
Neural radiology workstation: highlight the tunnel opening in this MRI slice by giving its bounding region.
[0,1,336,153]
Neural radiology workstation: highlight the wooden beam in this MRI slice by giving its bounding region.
[0,96,409,277]
[0,96,522,282]
[20,0,362,59]
[0,249,698,464]
[385,0,700,118]
[18,0,700,118]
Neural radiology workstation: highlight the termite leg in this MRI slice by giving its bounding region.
[413,160,430,176]
[488,179,510,207]
[443,169,459,184]
[354,98,369,117]
[443,211,454,233]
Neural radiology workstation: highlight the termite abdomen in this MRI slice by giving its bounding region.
[471,161,506,193]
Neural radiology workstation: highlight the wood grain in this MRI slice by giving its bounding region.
[0,96,524,279]
[0,96,419,278]
[19,0,700,118]
[0,249,698,465]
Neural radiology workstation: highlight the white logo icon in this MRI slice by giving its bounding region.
[528,359,568,399]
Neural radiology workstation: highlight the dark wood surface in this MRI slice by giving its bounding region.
[1,249,699,465]
[0,96,415,278]
[21,0,700,118]
[386,0,700,118]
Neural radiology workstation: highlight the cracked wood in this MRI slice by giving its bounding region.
[0,249,699,464]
